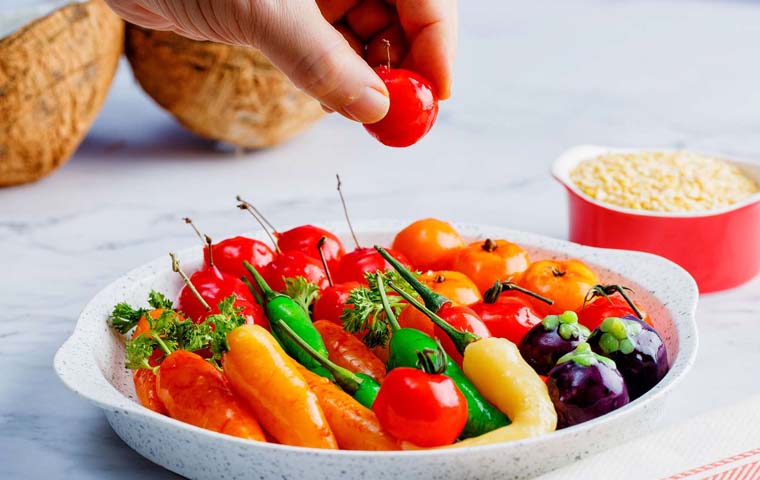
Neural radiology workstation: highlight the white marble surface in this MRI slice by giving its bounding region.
[1,0,759,478]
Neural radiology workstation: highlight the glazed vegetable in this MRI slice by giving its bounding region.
[298,366,399,451]
[389,282,489,365]
[277,321,381,409]
[133,368,167,415]
[547,343,629,428]
[518,311,590,376]
[587,316,669,400]
[223,324,338,449]
[156,350,266,441]
[451,238,531,293]
[244,261,330,376]
[314,320,386,383]
[392,218,465,271]
[451,337,557,447]
[377,276,510,439]
[519,259,599,315]
[579,284,650,330]
[373,347,467,447]
[378,246,491,362]
[470,281,553,344]
[277,225,345,272]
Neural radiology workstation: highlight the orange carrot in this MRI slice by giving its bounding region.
[298,366,400,451]
[314,320,386,382]
[156,350,265,441]
[223,325,338,449]
[131,311,166,414]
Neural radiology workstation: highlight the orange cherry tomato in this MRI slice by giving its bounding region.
[451,238,530,293]
[419,270,482,306]
[396,270,482,337]
[519,259,599,316]
[392,218,465,271]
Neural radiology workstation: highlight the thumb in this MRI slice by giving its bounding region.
[252,2,389,124]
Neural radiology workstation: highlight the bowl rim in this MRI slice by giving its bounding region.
[552,144,760,219]
[54,220,699,458]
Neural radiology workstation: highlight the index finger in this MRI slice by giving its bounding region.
[394,0,457,99]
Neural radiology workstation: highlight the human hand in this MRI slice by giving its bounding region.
[106,0,457,124]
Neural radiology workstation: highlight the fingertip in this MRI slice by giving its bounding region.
[340,85,390,123]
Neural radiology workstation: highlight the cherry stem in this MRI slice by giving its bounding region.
[236,196,281,253]
[382,38,391,69]
[169,252,211,311]
[204,235,215,267]
[183,217,214,267]
[316,236,334,287]
[483,280,554,305]
[377,272,401,332]
[388,281,479,355]
[277,320,362,394]
[336,174,360,249]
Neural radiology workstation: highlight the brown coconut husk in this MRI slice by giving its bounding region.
[0,0,123,187]
[125,25,324,149]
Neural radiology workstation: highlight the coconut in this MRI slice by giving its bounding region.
[124,25,324,149]
[0,0,123,187]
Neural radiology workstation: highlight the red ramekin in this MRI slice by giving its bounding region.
[553,145,760,293]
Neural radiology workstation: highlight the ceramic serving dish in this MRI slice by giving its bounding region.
[553,145,760,293]
[54,221,699,480]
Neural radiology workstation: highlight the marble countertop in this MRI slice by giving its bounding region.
[2,0,760,478]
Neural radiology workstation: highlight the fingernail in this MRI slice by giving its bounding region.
[321,104,334,114]
[341,86,389,124]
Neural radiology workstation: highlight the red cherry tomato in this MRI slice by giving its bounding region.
[206,236,275,281]
[262,250,329,292]
[312,281,361,324]
[373,367,467,447]
[177,266,255,322]
[433,304,491,366]
[470,296,542,345]
[577,295,650,330]
[277,225,345,272]
[333,247,412,285]
[364,65,439,147]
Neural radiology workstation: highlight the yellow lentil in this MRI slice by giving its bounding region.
[569,151,759,212]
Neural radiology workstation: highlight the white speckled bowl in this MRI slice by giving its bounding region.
[54,222,699,480]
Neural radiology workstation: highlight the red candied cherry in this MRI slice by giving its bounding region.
[363,41,438,148]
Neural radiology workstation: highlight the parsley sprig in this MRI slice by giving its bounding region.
[117,294,248,372]
[341,270,419,347]
[110,290,174,335]
[283,276,320,313]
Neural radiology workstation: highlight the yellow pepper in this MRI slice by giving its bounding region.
[449,337,557,447]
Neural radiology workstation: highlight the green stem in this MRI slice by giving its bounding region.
[612,286,644,320]
[170,252,211,311]
[376,272,401,332]
[374,246,449,311]
[243,260,276,302]
[484,280,554,305]
[149,332,173,357]
[388,282,480,355]
[277,320,361,394]
[241,276,264,306]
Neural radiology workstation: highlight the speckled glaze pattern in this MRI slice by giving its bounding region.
[54,222,699,480]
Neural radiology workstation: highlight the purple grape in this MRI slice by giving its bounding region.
[548,343,630,428]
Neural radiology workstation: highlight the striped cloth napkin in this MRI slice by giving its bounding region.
[537,396,760,480]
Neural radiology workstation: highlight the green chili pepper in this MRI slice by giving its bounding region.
[376,273,511,439]
[376,246,450,311]
[276,320,380,409]
[244,261,330,377]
